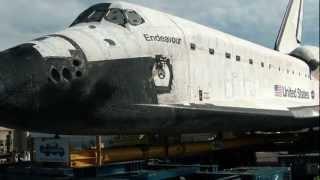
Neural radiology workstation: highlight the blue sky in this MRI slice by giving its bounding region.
[0,0,318,51]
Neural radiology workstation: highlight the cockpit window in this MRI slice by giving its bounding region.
[105,8,145,27]
[105,8,126,26]
[125,10,145,26]
[87,10,106,22]
[70,3,145,27]
[70,3,110,27]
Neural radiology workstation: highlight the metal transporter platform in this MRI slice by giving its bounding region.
[0,160,291,180]
[0,131,318,179]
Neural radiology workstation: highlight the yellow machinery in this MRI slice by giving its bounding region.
[70,135,272,168]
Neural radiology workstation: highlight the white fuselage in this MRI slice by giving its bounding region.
[31,2,319,111]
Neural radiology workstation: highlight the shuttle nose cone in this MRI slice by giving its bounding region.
[0,43,46,110]
[0,42,88,130]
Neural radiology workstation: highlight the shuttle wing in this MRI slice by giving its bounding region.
[133,103,320,119]
[134,104,319,119]
[289,105,320,118]
[92,104,319,134]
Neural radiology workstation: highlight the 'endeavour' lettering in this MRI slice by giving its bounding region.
[144,34,182,45]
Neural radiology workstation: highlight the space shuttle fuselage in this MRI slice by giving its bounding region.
[0,1,318,135]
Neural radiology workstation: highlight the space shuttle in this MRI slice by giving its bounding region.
[0,0,318,135]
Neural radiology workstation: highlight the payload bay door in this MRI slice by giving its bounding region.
[187,33,211,104]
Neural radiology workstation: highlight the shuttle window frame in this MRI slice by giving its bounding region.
[87,10,107,22]
[105,8,127,26]
[125,10,145,26]
[70,3,110,26]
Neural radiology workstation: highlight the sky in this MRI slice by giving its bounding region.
[0,0,318,51]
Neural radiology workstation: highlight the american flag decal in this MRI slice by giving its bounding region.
[274,85,284,97]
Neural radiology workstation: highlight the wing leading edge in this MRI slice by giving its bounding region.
[91,104,319,134]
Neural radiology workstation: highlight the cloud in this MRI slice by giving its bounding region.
[0,0,318,51]
[0,0,87,50]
